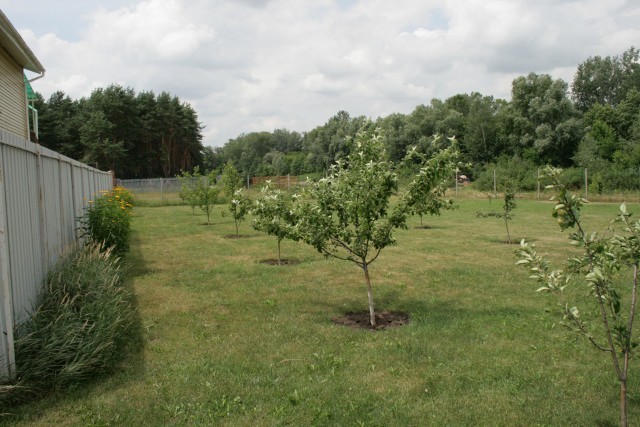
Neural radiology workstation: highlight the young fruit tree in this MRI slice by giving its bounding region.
[177,168,200,214]
[403,147,456,228]
[476,180,517,244]
[252,182,299,264]
[221,162,243,198]
[193,170,219,225]
[224,188,252,236]
[294,128,458,328]
[515,166,640,427]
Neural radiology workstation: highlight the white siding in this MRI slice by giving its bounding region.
[0,46,28,139]
[0,130,113,379]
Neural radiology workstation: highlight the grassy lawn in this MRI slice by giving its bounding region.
[3,196,640,426]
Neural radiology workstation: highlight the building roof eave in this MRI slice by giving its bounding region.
[0,9,45,74]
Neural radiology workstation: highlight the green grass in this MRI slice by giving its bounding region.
[131,191,185,207]
[3,197,640,426]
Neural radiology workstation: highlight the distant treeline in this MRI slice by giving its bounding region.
[36,46,640,190]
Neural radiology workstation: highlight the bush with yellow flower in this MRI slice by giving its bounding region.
[81,186,134,256]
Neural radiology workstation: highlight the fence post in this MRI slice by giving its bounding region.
[585,168,588,200]
[34,144,49,266]
[455,170,458,197]
[0,143,16,379]
[493,169,497,195]
[160,177,164,206]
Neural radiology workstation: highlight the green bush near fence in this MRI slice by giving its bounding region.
[81,186,134,256]
[473,155,640,193]
[0,243,134,407]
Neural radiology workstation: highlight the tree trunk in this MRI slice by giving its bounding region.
[235,219,239,236]
[621,379,627,427]
[277,239,281,265]
[504,217,511,244]
[363,262,376,328]
[420,214,423,228]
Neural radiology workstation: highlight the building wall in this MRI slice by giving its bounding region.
[0,45,28,139]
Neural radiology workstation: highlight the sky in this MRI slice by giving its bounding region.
[1,0,639,147]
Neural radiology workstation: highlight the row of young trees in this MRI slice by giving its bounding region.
[34,85,204,179]
[183,129,640,426]
[181,129,458,328]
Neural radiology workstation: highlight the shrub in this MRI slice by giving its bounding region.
[1,243,133,406]
[473,155,539,191]
[82,187,133,255]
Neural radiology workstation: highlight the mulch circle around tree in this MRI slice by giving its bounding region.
[332,310,410,330]
[414,225,433,229]
[259,258,299,266]
[502,240,521,245]
[224,234,251,239]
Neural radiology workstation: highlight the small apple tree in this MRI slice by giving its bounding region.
[177,168,200,215]
[220,163,251,235]
[221,162,243,198]
[193,170,219,225]
[404,147,456,228]
[226,188,252,236]
[516,166,640,427]
[294,128,458,327]
[477,180,517,244]
[252,182,299,264]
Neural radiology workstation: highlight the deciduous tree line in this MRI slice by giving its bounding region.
[215,46,640,191]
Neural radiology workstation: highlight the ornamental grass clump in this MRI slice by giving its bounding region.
[0,243,133,407]
[82,186,134,255]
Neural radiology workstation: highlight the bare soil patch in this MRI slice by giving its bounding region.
[259,258,299,266]
[332,310,410,330]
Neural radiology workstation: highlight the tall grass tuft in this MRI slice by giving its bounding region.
[0,243,133,407]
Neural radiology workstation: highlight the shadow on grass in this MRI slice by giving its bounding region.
[0,238,148,422]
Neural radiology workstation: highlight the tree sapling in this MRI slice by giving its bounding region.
[294,128,458,327]
[516,166,640,427]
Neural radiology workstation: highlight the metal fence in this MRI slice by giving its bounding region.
[115,177,182,193]
[0,129,112,380]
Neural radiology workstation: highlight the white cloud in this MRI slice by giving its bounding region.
[3,0,640,147]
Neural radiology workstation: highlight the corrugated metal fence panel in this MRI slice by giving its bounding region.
[0,130,112,379]
[41,154,63,267]
[59,161,76,247]
[71,165,84,222]
[0,138,15,379]
[4,140,43,324]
